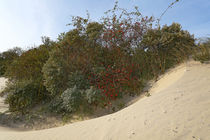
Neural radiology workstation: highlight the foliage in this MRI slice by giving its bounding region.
[49,86,102,114]
[101,1,153,50]
[0,57,5,76]
[60,86,83,113]
[67,71,90,90]
[42,43,93,95]
[86,22,104,45]
[3,1,198,116]
[85,86,101,105]
[4,39,54,113]
[5,80,48,113]
[5,46,50,82]
[0,47,23,76]
[42,2,195,112]
[140,23,195,76]
[193,38,210,63]
[48,96,64,113]
[88,62,139,100]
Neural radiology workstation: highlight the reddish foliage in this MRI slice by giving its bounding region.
[89,63,135,101]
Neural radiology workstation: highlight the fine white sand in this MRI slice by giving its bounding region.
[0,60,210,140]
[0,77,7,93]
[0,77,8,113]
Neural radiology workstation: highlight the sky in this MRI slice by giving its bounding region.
[0,0,210,52]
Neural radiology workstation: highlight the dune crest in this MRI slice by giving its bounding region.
[0,60,210,140]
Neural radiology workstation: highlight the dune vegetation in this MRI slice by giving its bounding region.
[0,1,209,128]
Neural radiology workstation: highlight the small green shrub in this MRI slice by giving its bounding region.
[61,86,83,113]
[48,96,64,113]
[85,86,101,104]
[48,86,102,114]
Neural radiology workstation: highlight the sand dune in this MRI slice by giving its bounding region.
[0,60,210,140]
[0,78,8,113]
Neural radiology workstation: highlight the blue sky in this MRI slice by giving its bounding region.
[0,0,210,52]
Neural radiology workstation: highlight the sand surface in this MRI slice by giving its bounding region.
[0,60,210,140]
[0,77,8,113]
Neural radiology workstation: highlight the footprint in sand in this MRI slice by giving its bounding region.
[128,131,135,139]
[172,130,178,133]
[144,120,151,127]
[171,126,179,134]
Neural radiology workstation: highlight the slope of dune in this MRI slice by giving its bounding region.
[0,60,210,140]
[0,78,8,113]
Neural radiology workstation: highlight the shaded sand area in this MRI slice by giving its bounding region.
[0,60,210,140]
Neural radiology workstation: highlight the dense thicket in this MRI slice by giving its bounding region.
[42,6,195,113]
[2,3,197,114]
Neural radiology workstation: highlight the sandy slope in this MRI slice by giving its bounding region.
[0,78,8,113]
[0,61,210,140]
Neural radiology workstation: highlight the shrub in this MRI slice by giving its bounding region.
[0,57,5,76]
[27,2,197,115]
[6,46,49,82]
[61,86,83,113]
[48,96,64,113]
[132,49,154,80]
[85,86,101,105]
[67,71,90,90]
[141,23,195,76]
[0,47,23,76]
[49,86,102,114]
[193,38,210,63]
[1,1,199,116]
[42,29,91,96]
[5,80,48,113]
[88,62,138,100]
[4,39,54,113]
[42,3,154,106]
[101,1,153,50]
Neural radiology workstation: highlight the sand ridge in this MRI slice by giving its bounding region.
[0,60,210,140]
